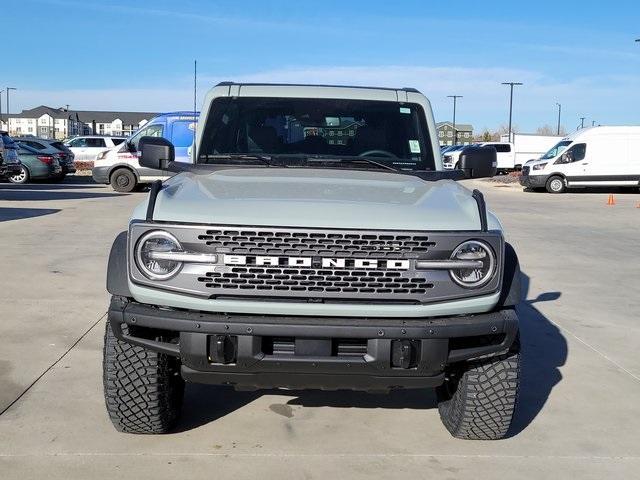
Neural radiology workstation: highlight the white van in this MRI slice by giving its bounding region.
[520,126,640,193]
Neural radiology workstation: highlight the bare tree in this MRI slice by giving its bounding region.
[536,124,568,136]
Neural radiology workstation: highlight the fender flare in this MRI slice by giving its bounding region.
[106,231,131,297]
[497,242,521,308]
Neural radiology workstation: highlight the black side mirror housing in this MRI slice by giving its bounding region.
[139,136,175,170]
[458,146,497,179]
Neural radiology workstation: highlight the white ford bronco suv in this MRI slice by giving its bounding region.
[103,82,521,440]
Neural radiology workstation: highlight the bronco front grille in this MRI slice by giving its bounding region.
[197,229,436,258]
[128,223,504,304]
[197,266,434,295]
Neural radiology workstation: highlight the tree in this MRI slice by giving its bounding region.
[536,124,567,136]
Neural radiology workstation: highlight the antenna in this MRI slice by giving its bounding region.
[193,59,197,163]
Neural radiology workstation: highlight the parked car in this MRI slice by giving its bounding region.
[441,144,468,169]
[520,126,640,193]
[13,136,76,180]
[0,132,23,180]
[1,131,21,164]
[64,136,126,163]
[92,112,198,192]
[9,143,61,184]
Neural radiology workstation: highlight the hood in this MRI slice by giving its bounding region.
[138,168,490,231]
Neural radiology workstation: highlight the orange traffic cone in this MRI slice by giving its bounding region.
[636,202,640,209]
[606,194,616,206]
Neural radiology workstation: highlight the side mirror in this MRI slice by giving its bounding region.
[139,136,174,170]
[458,146,497,179]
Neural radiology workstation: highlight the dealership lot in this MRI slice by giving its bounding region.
[1,178,639,479]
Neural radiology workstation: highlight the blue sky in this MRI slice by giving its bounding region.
[5,0,640,132]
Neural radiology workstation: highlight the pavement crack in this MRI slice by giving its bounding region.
[0,312,106,417]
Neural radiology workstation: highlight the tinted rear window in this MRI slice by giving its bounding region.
[112,138,126,145]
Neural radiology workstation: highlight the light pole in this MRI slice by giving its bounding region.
[447,95,462,145]
[502,82,523,142]
[6,88,17,131]
[579,117,585,129]
[555,103,562,135]
[592,120,596,127]
[0,90,3,126]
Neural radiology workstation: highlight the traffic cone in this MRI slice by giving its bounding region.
[636,202,640,209]
[606,194,616,206]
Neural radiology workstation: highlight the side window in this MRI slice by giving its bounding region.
[112,138,125,146]
[171,121,196,148]
[86,138,107,148]
[493,144,511,153]
[129,124,164,150]
[559,143,586,163]
[69,138,87,148]
[570,143,586,162]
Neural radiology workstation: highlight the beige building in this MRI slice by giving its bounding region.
[1,106,156,140]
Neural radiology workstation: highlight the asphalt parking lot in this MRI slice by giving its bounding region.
[1,177,639,479]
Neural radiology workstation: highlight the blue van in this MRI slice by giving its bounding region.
[92,111,198,192]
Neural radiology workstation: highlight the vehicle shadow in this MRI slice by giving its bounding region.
[0,207,61,222]
[0,185,128,201]
[175,271,567,437]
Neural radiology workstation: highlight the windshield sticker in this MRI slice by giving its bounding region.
[399,107,411,114]
[409,140,421,153]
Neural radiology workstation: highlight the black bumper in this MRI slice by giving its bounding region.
[108,298,519,391]
[519,170,548,188]
[92,166,110,184]
[0,163,22,178]
[61,164,76,175]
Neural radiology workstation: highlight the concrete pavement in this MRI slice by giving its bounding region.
[1,177,639,479]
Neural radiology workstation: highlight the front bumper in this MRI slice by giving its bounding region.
[92,166,110,184]
[108,297,519,391]
[0,163,22,178]
[519,169,548,188]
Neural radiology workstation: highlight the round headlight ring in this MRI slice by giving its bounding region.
[135,230,183,280]
[449,240,496,288]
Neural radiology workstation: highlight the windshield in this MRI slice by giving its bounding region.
[198,97,435,171]
[541,140,571,160]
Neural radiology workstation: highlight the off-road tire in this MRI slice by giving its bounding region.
[437,339,520,440]
[545,175,566,193]
[103,321,184,433]
[110,168,137,192]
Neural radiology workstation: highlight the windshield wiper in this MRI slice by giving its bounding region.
[303,155,401,173]
[199,153,280,167]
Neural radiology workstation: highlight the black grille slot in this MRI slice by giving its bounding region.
[198,266,434,295]
[198,229,435,258]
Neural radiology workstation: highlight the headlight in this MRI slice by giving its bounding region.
[532,162,547,171]
[135,230,183,280]
[96,151,108,161]
[449,240,496,288]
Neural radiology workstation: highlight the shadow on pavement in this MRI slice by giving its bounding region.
[0,207,61,222]
[0,185,128,201]
[174,271,567,437]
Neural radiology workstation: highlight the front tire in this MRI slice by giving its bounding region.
[436,339,520,440]
[546,175,566,193]
[110,168,137,192]
[9,166,30,184]
[103,321,184,433]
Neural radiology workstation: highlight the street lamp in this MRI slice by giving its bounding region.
[555,103,562,135]
[447,95,462,145]
[0,89,3,126]
[6,88,17,130]
[579,117,585,129]
[502,82,523,143]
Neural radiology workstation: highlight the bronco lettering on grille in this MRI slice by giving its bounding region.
[222,255,410,270]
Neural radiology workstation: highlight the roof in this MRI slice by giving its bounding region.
[215,81,421,93]
[6,105,157,125]
[436,121,473,131]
